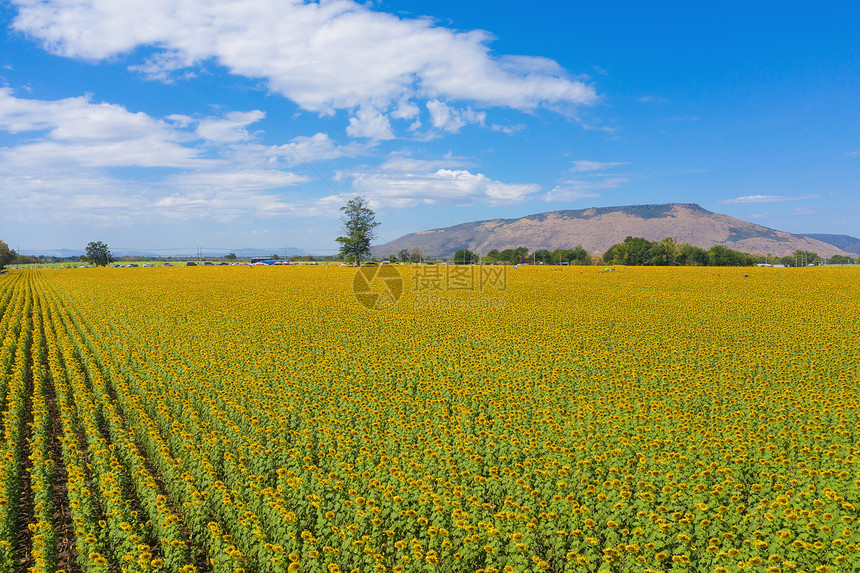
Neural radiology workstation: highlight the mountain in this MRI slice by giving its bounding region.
[372,203,851,258]
[801,234,860,255]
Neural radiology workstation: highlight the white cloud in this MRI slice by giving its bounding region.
[0,89,351,224]
[391,98,420,121]
[720,194,820,204]
[491,123,525,135]
[346,106,395,140]
[426,100,486,133]
[543,187,600,202]
[277,132,368,166]
[11,0,597,126]
[196,110,265,143]
[570,160,628,172]
[543,177,627,202]
[375,154,472,173]
[847,151,860,156]
[166,170,308,192]
[346,161,535,208]
[0,88,204,168]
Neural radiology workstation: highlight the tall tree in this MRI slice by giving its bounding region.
[0,240,16,270]
[336,196,379,265]
[453,248,477,264]
[85,241,112,267]
[410,247,423,264]
[532,249,552,264]
[656,237,678,265]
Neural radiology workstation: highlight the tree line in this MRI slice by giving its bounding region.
[604,236,855,266]
[385,237,856,266]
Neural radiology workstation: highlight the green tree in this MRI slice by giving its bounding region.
[84,241,113,267]
[654,237,678,265]
[398,249,411,263]
[677,243,709,266]
[707,245,755,266]
[453,248,477,264]
[605,242,629,265]
[828,255,853,265]
[513,246,529,264]
[0,240,16,270]
[532,249,552,264]
[571,246,590,265]
[225,253,238,260]
[550,247,589,265]
[336,196,380,265]
[410,247,423,264]
[792,250,820,266]
[604,237,656,265]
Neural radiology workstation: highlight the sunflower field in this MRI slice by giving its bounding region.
[0,265,858,573]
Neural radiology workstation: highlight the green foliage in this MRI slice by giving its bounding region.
[532,249,552,264]
[792,250,821,266]
[410,248,423,264]
[604,237,759,266]
[0,240,15,270]
[84,241,112,267]
[489,247,530,264]
[708,245,755,266]
[453,248,478,264]
[225,253,238,260]
[336,196,379,265]
[828,254,854,264]
[397,249,411,263]
[677,243,709,266]
[604,236,655,265]
[550,246,590,265]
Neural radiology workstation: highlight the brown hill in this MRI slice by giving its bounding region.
[372,203,850,258]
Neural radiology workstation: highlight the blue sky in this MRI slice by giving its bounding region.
[1,0,858,256]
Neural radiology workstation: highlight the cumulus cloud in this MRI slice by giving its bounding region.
[426,100,486,133]
[0,88,205,168]
[346,159,536,208]
[11,0,597,134]
[0,89,354,224]
[720,194,819,204]
[346,106,395,140]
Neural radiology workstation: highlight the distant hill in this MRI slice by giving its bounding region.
[231,247,310,258]
[802,234,860,255]
[372,203,852,258]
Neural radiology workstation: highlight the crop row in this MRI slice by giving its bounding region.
[0,266,858,573]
